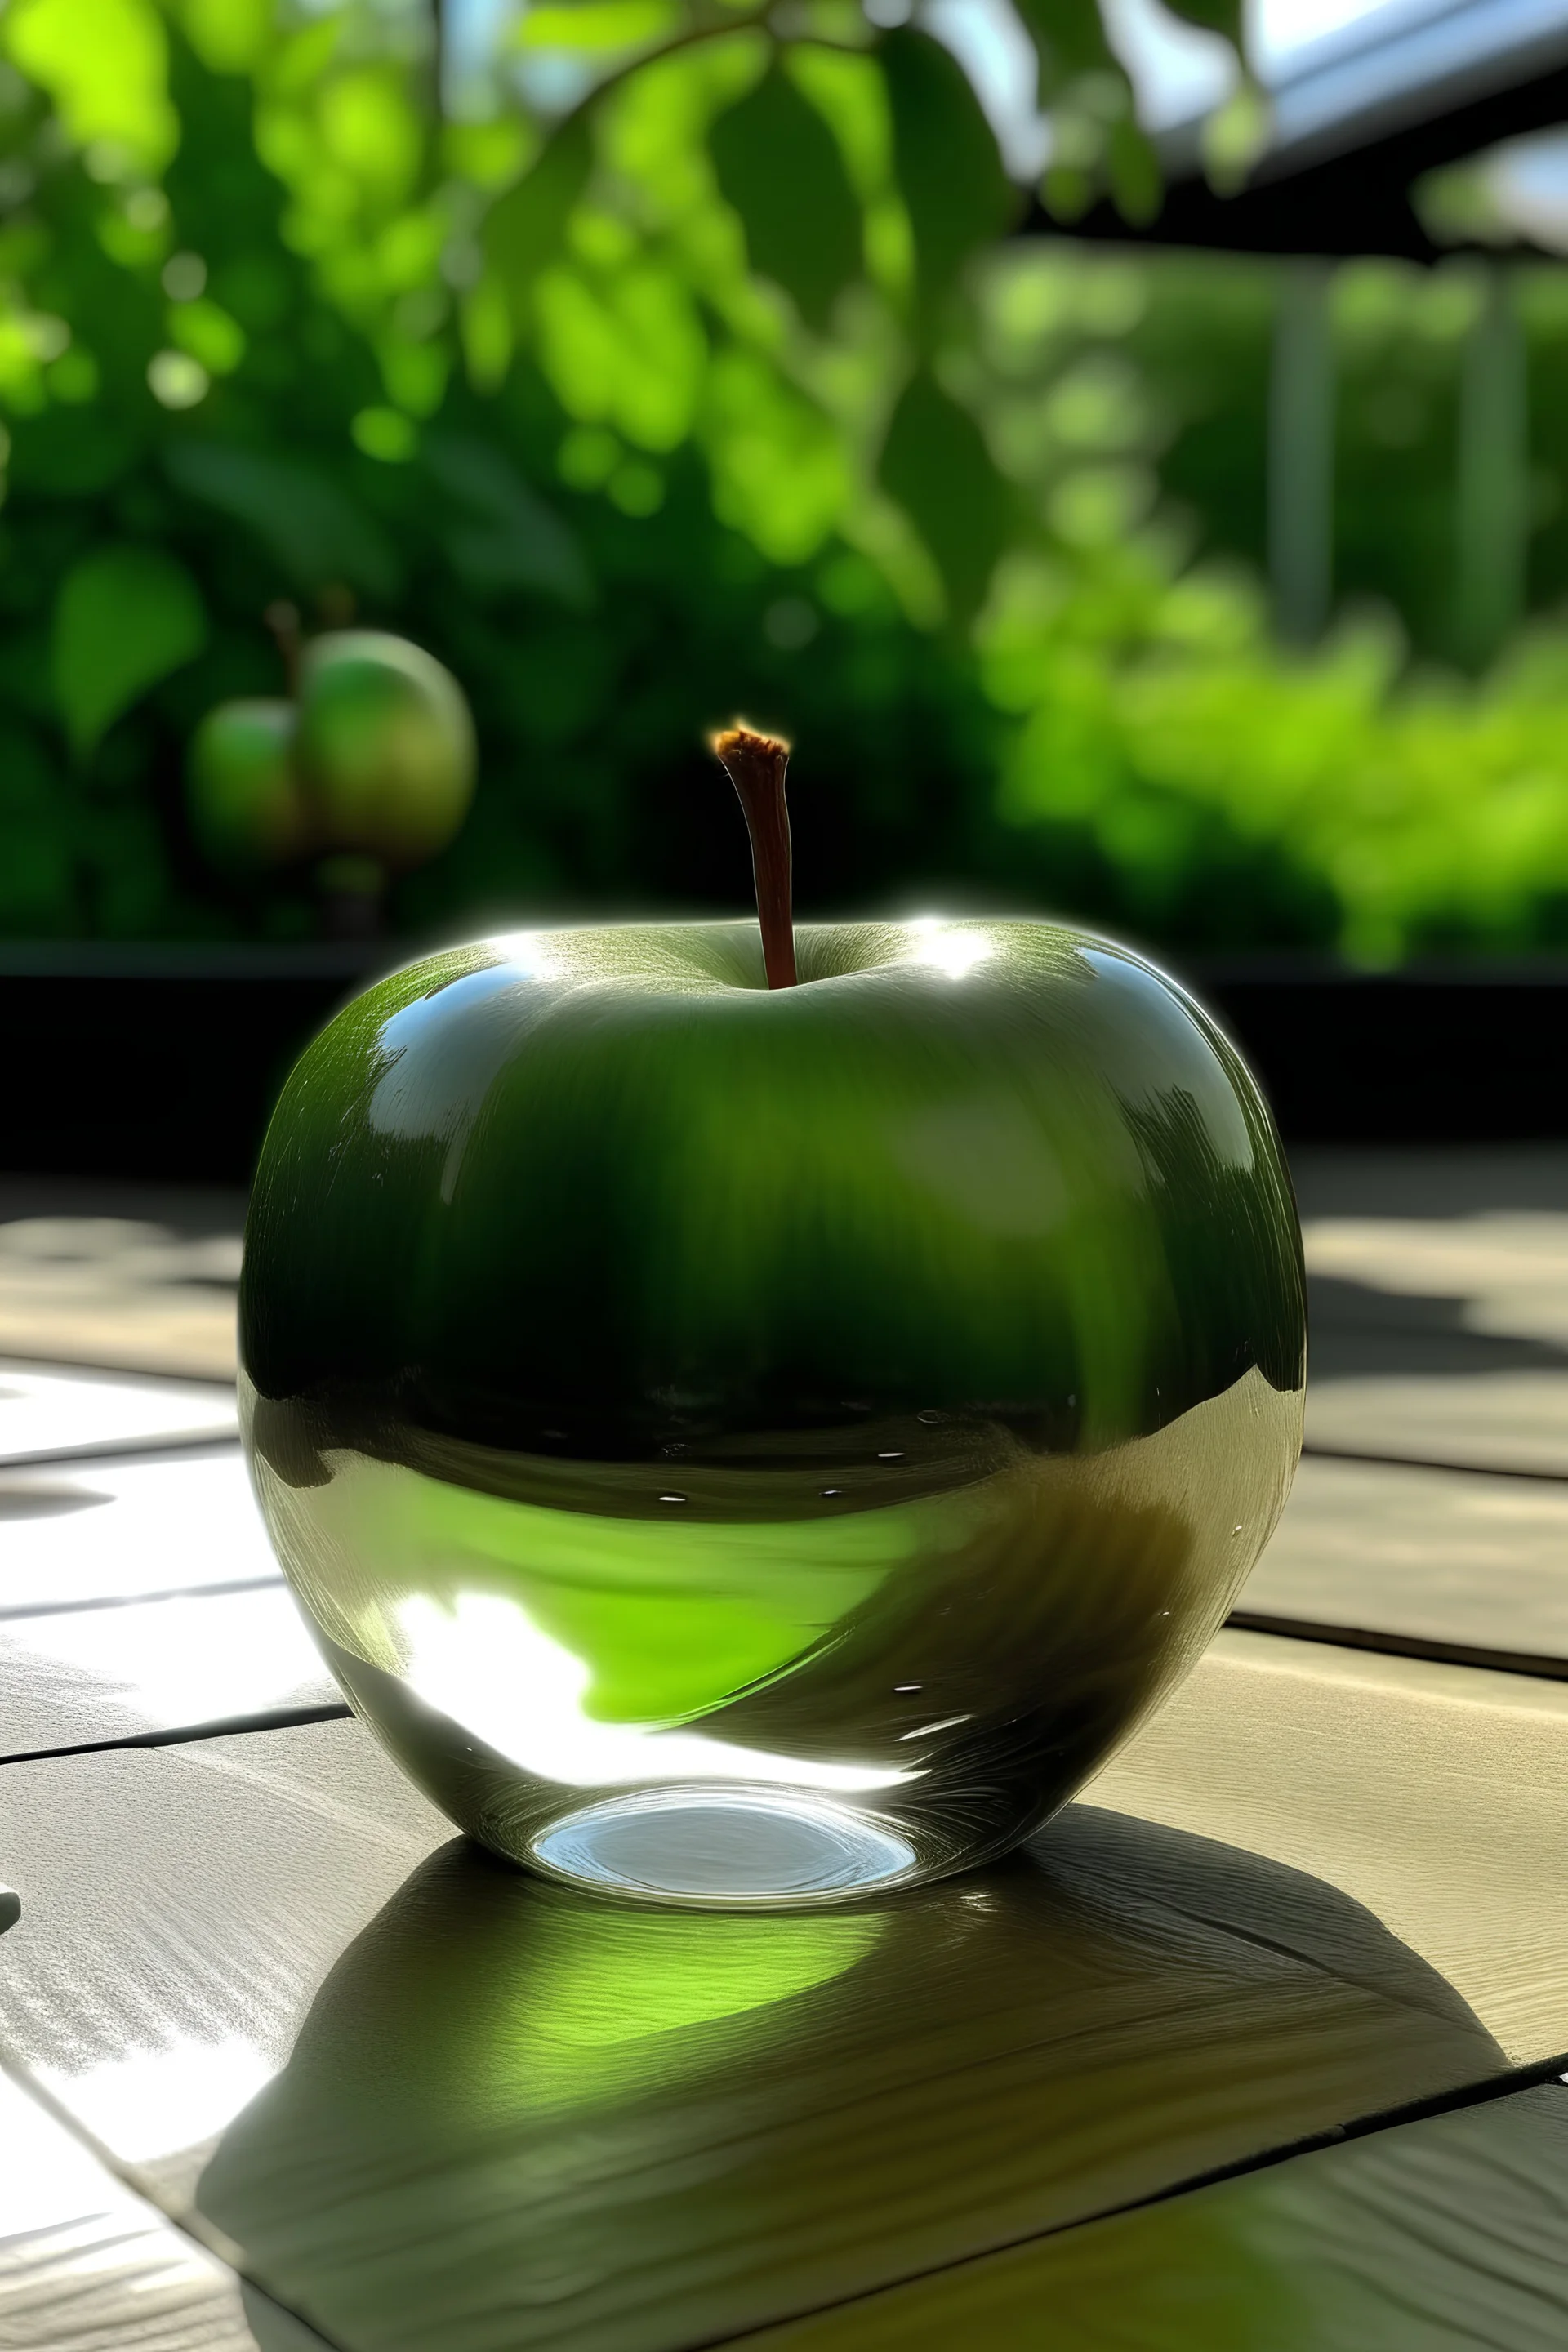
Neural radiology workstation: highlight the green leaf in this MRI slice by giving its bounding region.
[1011,0,1118,91]
[1108,116,1161,226]
[163,442,402,598]
[7,0,177,169]
[515,2,679,52]
[423,434,596,609]
[1202,82,1272,192]
[170,297,247,376]
[1012,0,1161,227]
[1161,0,1244,50]
[878,372,1013,629]
[11,410,139,498]
[483,117,594,319]
[880,29,1017,333]
[709,65,862,333]
[51,545,207,760]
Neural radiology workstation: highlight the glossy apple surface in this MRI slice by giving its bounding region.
[241,915,1305,1905]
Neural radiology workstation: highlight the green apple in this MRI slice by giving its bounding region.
[295,629,476,866]
[242,889,1305,1905]
[187,698,313,872]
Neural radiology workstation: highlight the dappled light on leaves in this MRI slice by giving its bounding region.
[710,65,863,334]
[0,0,1557,961]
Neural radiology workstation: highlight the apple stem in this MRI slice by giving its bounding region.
[711,722,797,989]
[265,600,303,699]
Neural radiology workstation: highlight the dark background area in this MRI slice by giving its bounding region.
[9,947,1562,1181]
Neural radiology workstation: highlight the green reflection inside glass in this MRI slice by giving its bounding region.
[242,915,1307,1902]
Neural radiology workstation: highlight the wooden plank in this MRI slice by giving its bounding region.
[0,1360,236,1466]
[0,1454,278,1616]
[0,2065,329,2350]
[0,1182,241,1383]
[1306,1370,1568,1478]
[1094,1628,1568,2062]
[727,2082,1568,2351]
[1296,1144,1568,1477]
[1290,1143,1568,1228]
[180,1794,1525,2352]
[0,1584,338,1761]
[0,1708,1530,2352]
[1238,1450,1568,1664]
[0,1725,451,2210]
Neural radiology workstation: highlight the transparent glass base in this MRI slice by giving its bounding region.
[247,1357,1306,1911]
[528,1787,922,1908]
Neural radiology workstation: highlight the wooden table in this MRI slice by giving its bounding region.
[2,1152,1566,2350]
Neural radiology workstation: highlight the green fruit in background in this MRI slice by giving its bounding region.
[187,699,314,872]
[295,630,476,866]
[239,912,1306,1909]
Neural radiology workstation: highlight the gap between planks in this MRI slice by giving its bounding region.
[683,2051,1568,2352]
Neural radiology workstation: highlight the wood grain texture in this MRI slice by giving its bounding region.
[731,2082,1568,2351]
[0,2065,329,2351]
[1306,1371,1568,1478]
[186,1803,1516,2352]
[0,1711,1527,2352]
[1095,1628,1568,2062]
[1296,1144,1568,1477]
[0,1583,336,1760]
[0,1723,450,2211]
[0,1181,241,1383]
[1239,1451,1568,1660]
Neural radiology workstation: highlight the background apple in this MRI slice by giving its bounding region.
[185,625,477,932]
[186,699,313,873]
[242,866,1306,1906]
[295,630,477,868]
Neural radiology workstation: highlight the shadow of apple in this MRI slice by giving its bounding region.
[200,1805,1503,2352]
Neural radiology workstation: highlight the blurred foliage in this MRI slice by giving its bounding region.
[982,546,1568,965]
[0,0,1564,962]
[969,246,1568,962]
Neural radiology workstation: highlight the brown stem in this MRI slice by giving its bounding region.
[265,601,303,698]
[711,722,797,989]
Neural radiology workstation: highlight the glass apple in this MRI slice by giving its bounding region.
[240,733,1304,1907]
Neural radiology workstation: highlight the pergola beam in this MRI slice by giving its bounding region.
[1041,14,1568,261]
